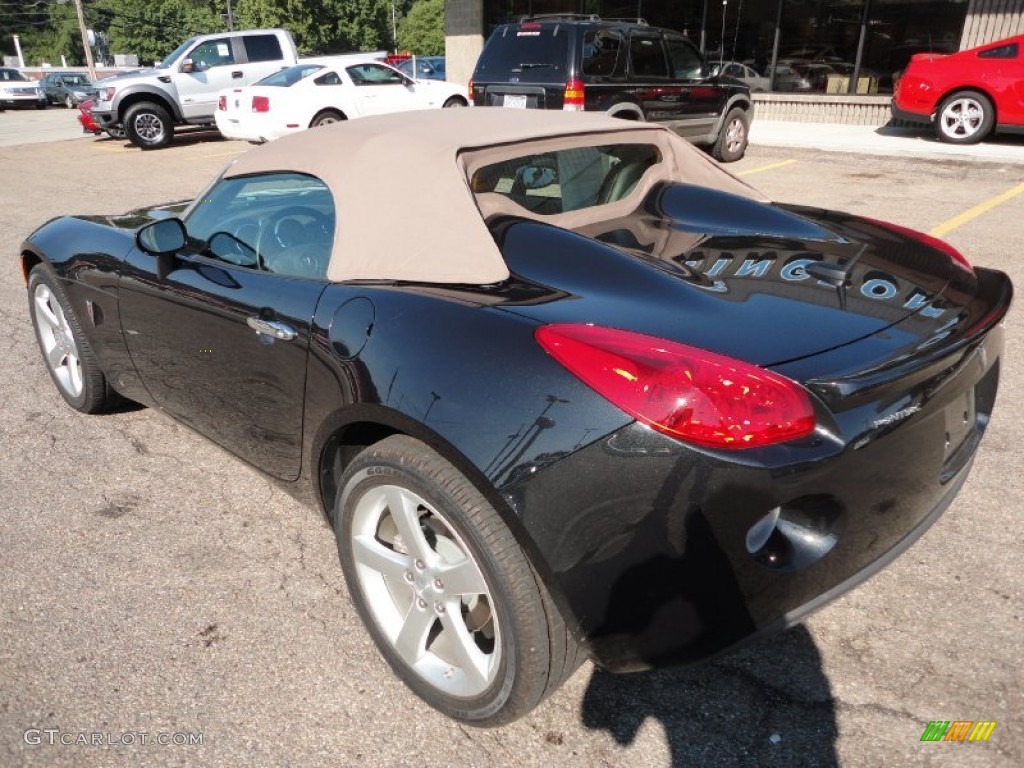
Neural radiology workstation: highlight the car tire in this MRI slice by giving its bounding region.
[442,97,467,108]
[309,109,344,128]
[123,101,173,149]
[934,90,994,145]
[334,435,584,725]
[64,94,74,109]
[27,265,117,414]
[712,107,749,162]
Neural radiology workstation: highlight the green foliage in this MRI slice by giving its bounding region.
[234,0,393,55]
[3,0,401,66]
[397,0,443,56]
[99,1,224,65]
[18,2,84,67]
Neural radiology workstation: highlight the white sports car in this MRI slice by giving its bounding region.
[215,59,469,142]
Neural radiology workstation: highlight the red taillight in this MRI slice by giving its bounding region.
[863,217,974,273]
[563,78,584,111]
[535,324,816,449]
[252,95,269,113]
[217,95,226,111]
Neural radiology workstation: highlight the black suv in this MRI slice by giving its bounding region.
[470,16,752,162]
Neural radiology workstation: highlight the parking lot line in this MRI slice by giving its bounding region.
[736,159,797,177]
[198,148,247,159]
[930,181,1024,238]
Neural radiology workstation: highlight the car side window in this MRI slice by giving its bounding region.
[582,30,626,78]
[665,37,704,79]
[629,35,670,78]
[347,64,405,86]
[315,71,342,86]
[244,34,284,63]
[189,38,235,71]
[184,173,335,280]
[977,43,1018,59]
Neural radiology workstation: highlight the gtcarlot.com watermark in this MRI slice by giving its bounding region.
[24,729,203,747]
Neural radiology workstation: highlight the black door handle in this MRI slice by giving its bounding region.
[231,70,244,79]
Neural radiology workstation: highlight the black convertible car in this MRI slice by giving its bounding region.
[21,109,1011,725]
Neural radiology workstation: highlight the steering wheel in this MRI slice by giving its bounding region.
[256,205,333,276]
[268,205,333,248]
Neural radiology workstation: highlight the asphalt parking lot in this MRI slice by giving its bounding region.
[1,109,1022,767]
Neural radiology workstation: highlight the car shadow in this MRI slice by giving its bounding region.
[874,122,1024,148]
[580,625,838,766]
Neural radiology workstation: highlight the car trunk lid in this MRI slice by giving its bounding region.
[491,182,972,368]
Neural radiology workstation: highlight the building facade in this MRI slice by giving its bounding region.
[446,1,1024,106]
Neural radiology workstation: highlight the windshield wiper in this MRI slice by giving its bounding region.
[514,63,556,70]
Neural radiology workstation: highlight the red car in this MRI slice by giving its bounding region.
[76,99,124,139]
[892,34,1024,144]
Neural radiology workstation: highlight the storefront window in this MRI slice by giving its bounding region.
[481,0,969,95]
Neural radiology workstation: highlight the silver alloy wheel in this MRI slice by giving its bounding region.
[350,483,501,697]
[133,112,165,142]
[32,283,83,398]
[315,115,338,127]
[939,96,985,141]
[724,116,746,153]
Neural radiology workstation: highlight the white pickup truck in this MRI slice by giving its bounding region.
[91,29,300,149]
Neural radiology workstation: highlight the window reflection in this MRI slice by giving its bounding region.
[482,0,969,95]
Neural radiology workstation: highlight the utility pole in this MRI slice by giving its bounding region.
[72,0,96,79]
[226,0,234,31]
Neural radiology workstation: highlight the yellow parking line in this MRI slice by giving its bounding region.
[736,159,797,176]
[197,149,246,159]
[930,181,1024,238]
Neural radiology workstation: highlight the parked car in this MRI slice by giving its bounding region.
[19,109,1011,726]
[90,28,303,149]
[892,34,1024,144]
[396,56,446,80]
[76,99,125,139]
[39,72,96,107]
[771,61,836,92]
[712,60,770,92]
[470,15,753,161]
[215,60,468,143]
[0,67,47,109]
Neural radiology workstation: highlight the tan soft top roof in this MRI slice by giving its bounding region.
[224,108,763,284]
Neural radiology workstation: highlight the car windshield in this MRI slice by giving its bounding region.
[64,75,91,86]
[159,37,199,68]
[256,64,325,87]
[0,69,29,82]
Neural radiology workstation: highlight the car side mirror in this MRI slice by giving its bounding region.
[180,58,196,74]
[137,218,186,255]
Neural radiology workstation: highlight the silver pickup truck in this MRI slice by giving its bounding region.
[91,29,300,149]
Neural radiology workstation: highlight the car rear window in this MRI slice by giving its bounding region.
[257,65,324,87]
[474,24,571,81]
[470,144,662,216]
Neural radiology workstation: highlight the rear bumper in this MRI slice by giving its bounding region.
[505,305,1006,672]
[890,100,931,126]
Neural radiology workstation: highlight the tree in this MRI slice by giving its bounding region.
[397,0,443,56]
[234,0,392,55]
[97,0,223,66]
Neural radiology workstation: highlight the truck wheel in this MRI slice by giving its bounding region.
[712,107,749,162]
[124,101,173,149]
